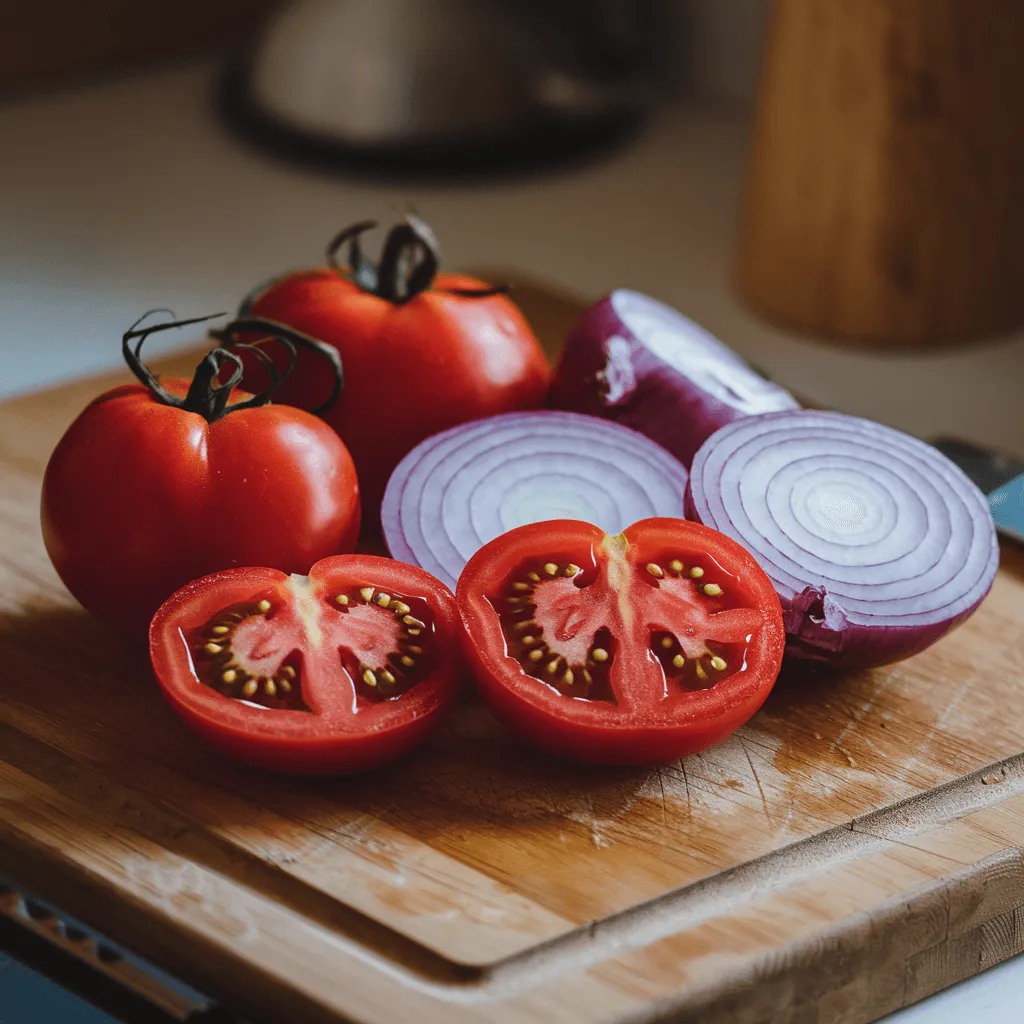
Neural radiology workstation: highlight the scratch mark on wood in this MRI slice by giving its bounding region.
[738,734,772,828]
[680,761,693,821]
[654,765,669,822]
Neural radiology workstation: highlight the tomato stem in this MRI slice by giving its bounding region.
[325,215,509,305]
[122,311,344,422]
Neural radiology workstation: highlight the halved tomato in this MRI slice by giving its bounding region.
[149,555,461,774]
[456,518,784,764]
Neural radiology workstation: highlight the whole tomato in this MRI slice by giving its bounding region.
[41,313,360,634]
[227,215,550,521]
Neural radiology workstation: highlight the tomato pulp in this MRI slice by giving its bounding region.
[150,555,461,774]
[232,216,550,516]
[457,518,785,764]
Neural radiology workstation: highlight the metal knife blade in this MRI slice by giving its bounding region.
[931,438,1024,544]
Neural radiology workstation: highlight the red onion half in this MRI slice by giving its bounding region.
[382,411,688,590]
[549,289,799,466]
[686,411,999,668]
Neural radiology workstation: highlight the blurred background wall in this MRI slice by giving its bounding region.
[0,0,772,106]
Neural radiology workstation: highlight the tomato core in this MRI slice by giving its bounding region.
[189,577,438,711]
[491,541,758,706]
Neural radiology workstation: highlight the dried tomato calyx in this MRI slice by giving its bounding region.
[123,310,344,421]
[325,215,508,305]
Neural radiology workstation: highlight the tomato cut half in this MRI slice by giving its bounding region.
[456,518,785,764]
[149,555,461,774]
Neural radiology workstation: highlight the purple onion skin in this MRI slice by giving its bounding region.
[549,292,799,468]
[683,470,997,670]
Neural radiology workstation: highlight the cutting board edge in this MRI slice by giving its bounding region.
[5,772,1024,1024]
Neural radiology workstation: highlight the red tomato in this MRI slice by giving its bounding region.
[149,555,461,774]
[231,216,550,516]
[456,518,785,765]
[41,315,360,634]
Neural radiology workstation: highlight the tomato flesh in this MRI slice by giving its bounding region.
[457,518,784,764]
[150,556,460,774]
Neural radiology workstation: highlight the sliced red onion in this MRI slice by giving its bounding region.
[686,410,1000,667]
[548,289,799,467]
[382,411,688,589]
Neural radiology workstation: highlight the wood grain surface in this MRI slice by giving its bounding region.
[737,0,1024,347]
[1,281,1023,1023]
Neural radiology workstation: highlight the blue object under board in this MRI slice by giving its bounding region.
[0,954,118,1024]
[0,875,210,1023]
[990,473,1024,543]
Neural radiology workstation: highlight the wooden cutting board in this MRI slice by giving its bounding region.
[1,281,1024,1024]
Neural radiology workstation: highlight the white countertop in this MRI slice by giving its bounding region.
[1,59,1021,1023]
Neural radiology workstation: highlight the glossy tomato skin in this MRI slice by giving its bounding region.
[457,518,785,765]
[149,556,461,774]
[241,270,550,513]
[42,380,360,635]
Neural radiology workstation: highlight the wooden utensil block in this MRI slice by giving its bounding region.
[737,0,1024,347]
[1,285,1023,1023]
